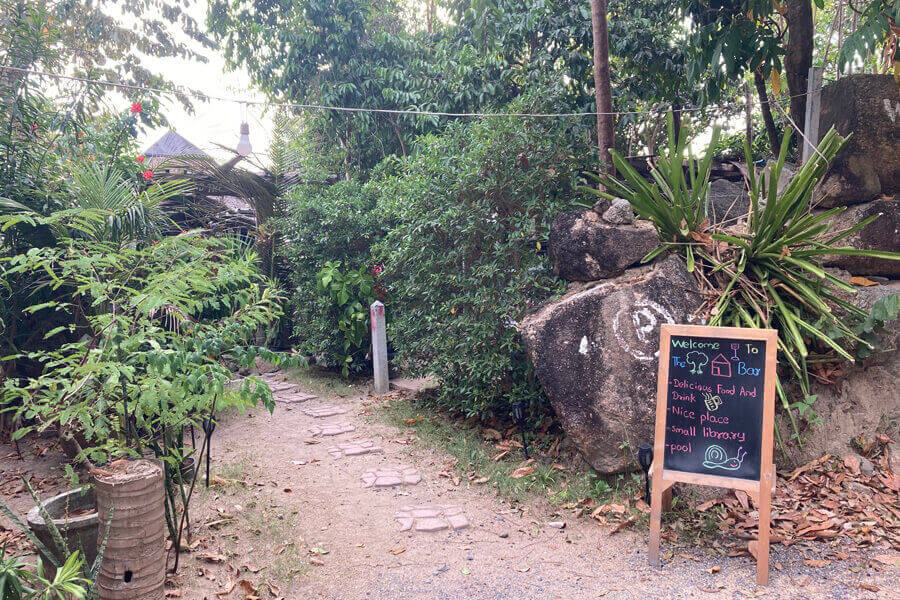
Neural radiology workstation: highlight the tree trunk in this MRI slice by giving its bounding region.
[590,0,615,176]
[753,70,781,156]
[94,460,166,600]
[784,0,814,135]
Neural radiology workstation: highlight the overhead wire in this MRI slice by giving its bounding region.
[0,65,824,120]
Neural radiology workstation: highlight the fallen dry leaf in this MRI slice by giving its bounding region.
[196,552,226,563]
[804,559,830,568]
[388,546,406,555]
[849,276,878,287]
[509,466,535,479]
[238,579,259,600]
[696,499,719,512]
[609,516,636,535]
[871,554,900,566]
[705,565,721,574]
[214,581,236,597]
[164,590,182,597]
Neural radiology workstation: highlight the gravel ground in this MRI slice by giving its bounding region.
[1,372,896,600]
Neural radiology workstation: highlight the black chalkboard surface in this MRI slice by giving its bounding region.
[661,334,768,481]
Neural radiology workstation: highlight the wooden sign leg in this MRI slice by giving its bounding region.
[648,466,663,566]
[756,471,773,585]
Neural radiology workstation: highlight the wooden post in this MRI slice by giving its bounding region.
[370,301,389,394]
[756,467,774,585]
[801,66,824,164]
[648,462,663,566]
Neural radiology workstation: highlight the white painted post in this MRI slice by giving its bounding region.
[370,301,389,394]
[801,66,824,165]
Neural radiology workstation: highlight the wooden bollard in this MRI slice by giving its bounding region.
[93,459,166,600]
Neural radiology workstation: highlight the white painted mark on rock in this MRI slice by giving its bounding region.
[884,99,900,124]
[612,299,675,362]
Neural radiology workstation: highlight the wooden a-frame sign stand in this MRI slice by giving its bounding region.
[648,324,778,585]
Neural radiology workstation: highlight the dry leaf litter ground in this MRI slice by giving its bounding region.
[0,369,897,600]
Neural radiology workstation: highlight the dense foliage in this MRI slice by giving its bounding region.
[2,225,284,463]
[2,0,213,110]
[372,93,593,420]
[277,180,387,373]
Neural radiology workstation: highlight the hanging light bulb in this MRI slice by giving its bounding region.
[236,122,252,156]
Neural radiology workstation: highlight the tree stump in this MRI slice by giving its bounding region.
[93,459,166,600]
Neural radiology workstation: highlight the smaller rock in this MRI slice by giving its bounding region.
[254,356,278,374]
[857,455,875,477]
[846,481,874,496]
[498,532,509,538]
[707,178,750,224]
[547,521,566,529]
[549,209,660,281]
[601,198,635,224]
[592,197,612,215]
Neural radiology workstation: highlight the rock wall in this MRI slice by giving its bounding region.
[816,74,899,207]
[525,75,898,473]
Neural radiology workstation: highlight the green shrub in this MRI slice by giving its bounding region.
[277,180,387,372]
[373,93,593,421]
[315,261,378,376]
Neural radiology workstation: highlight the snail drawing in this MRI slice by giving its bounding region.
[703,392,723,412]
[702,445,747,471]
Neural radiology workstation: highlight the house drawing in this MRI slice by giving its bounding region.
[710,353,732,378]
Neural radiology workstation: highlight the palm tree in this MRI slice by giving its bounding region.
[1,164,192,243]
[66,164,191,242]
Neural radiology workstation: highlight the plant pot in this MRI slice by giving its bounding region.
[93,459,166,600]
[178,456,195,483]
[26,488,99,579]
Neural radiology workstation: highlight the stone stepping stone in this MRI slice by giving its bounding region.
[276,391,318,404]
[302,405,347,418]
[394,505,469,532]
[308,423,356,437]
[361,465,421,488]
[327,440,383,459]
[267,381,297,393]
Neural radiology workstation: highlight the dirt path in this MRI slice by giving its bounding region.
[164,371,895,600]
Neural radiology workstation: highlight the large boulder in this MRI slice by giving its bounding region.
[549,209,659,282]
[707,178,750,224]
[820,195,899,277]
[778,281,900,469]
[519,255,703,473]
[815,75,900,208]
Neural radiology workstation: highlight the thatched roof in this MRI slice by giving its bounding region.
[144,131,208,161]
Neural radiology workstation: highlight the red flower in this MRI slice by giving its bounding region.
[30,123,38,133]
[142,169,153,180]
[136,155,145,163]
[130,102,142,114]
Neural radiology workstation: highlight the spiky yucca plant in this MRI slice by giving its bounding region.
[586,115,900,448]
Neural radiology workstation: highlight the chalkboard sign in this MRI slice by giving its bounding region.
[648,324,778,585]
[662,334,768,480]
